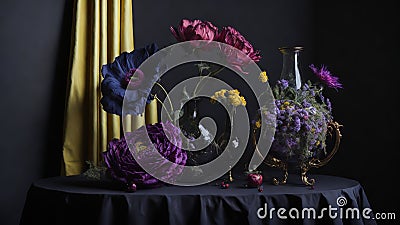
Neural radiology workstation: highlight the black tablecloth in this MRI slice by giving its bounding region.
[20,174,376,225]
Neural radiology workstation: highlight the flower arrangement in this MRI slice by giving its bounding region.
[90,18,342,190]
[89,19,261,190]
[255,62,342,185]
[267,76,339,162]
[167,20,260,167]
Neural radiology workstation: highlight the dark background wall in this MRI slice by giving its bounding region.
[0,0,398,224]
[0,0,72,224]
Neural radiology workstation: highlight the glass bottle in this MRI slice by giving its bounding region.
[278,46,304,90]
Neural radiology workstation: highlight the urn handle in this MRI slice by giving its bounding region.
[308,121,342,168]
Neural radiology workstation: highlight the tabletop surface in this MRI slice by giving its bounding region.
[22,173,375,225]
[32,173,360,196]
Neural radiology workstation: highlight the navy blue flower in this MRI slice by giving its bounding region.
[100,43,159,116]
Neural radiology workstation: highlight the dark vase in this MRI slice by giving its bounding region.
[179,98,201,140]
[178,98,221,166]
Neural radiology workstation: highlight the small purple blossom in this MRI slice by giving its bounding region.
[302,100,311,108]
[294,117,301,132]
[285,137,298,149]
[309,64,343,89]
[326,98,332,112]
[277,79,289,89]
[319,92,325,102]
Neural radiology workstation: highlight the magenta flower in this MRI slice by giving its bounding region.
[215,26,261,62]
[309,64,343,89]
[170,19,218,42]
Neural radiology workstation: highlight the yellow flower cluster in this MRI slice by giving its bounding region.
[210,89,246,107]
[211,89,227,102]
[280,101,291,110]
[255,119,262,128]
[259,71,268,83]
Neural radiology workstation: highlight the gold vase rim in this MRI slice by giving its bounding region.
[278,46,304,53]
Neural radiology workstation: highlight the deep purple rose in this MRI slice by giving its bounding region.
[103,121,187,189]
[215,26,261,62]
[170,19,218,42]
[100,43,159,116]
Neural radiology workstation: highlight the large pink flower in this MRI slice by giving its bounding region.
[215,26,261,62]
[170,19,218,42]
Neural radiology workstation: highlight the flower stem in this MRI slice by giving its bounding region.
[193,66,225,97]
[155,82,174,112]
[154,96,174,122]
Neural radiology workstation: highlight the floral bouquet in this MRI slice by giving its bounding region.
[256,63,343,185]
[169,19,262,168]
[92,18,343,189]
[92,19,263,190]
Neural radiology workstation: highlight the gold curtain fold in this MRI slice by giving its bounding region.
[62,0,134,176]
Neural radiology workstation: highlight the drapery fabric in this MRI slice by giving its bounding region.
[62,0,134,175]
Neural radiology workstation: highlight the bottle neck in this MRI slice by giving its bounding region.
[279,47,303,90]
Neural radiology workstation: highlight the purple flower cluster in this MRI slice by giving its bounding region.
[103,121,187,189]
[269,80,332,162]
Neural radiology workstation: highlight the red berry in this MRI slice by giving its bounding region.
[126,182,137,192]
[247,173,263,187]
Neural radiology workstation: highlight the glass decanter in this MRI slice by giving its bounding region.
[278,46,304,90]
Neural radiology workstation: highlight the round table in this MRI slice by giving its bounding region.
[20,174,376,225]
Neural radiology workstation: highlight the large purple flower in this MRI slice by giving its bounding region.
[103,121,187,189]
[309,64,343,89]
[170,19,218,42]
[100,43,159,116]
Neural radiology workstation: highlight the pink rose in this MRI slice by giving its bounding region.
[216,26,261,62]
[170,19,218,42]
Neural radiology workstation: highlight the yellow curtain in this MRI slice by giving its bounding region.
[62,0,134,175]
